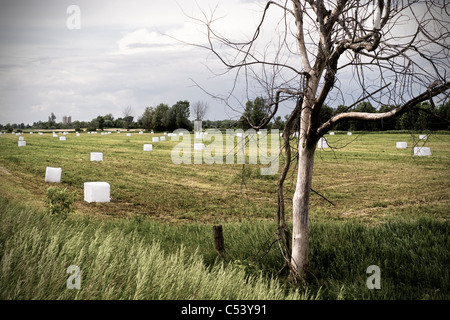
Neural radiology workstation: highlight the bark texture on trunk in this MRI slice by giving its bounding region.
[290,72,319,277]
[291,143,315,277]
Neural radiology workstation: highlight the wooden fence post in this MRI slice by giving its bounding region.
[213,225,225,257]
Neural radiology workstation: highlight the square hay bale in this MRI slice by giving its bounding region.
[160,136,166,141]
[152,137,159,142]
[194,143,206,150]
[396,142,407,149]
[45,167,61,183]
[19,136,24,141]
[143,144,153,151]
[59,136,66,141]
[347,132,352,136]
[90,152,103,161]
[84,182,110,203]
[329,132,335,135]
[126,133,132,137]
[18,141,26,147]
[414,147,431,156]
[317,137,329,148]
[419,134,427,140]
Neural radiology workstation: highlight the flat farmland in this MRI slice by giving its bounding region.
[0,131,448,223]
[1,130,449,300]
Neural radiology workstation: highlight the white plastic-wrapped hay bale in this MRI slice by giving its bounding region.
[329,132,335,135]
[194,143,206,150]
[152,137,159,142]
[19,136,24,141]
[45,167,61,183]
[18,141,26,147]
[76,132,81,137]
[347,132,352,136]
[414,147,431,156]
[84,182,110,203]
[419,134,427,140]
[396,142,407,149]
[126,133,132,137]
[90,152,103,161]
[139,131,143,134]
[160,136,166,141]
[53,134,58,138]
[317,137,329,149]
[143,144,153,151]
[59,136,66,141]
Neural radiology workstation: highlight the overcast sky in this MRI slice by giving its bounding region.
[0,0,269,125]
[0,1,446,126]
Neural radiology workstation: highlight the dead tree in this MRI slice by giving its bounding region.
[189,0,450,279]
[192,101,209,122]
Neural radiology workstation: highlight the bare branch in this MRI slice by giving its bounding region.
[317,81,450,136]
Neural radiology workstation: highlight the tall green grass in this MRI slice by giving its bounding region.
[1,197,448,300]
[0,198,308,300]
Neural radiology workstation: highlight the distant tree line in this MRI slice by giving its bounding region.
[1,99,449,133]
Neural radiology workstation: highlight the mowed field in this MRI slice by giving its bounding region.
[0,130,449,300]
[0,130,449,223]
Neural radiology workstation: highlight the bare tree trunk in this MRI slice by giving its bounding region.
[290,72,319,278]
[291,141,315,278]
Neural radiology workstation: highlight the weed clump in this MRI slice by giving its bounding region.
[45,187,76,219]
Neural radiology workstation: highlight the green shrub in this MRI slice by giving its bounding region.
[45,187,76,218]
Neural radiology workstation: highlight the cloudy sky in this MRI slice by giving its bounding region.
[0,1,446,126]
[0,0,270,125]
